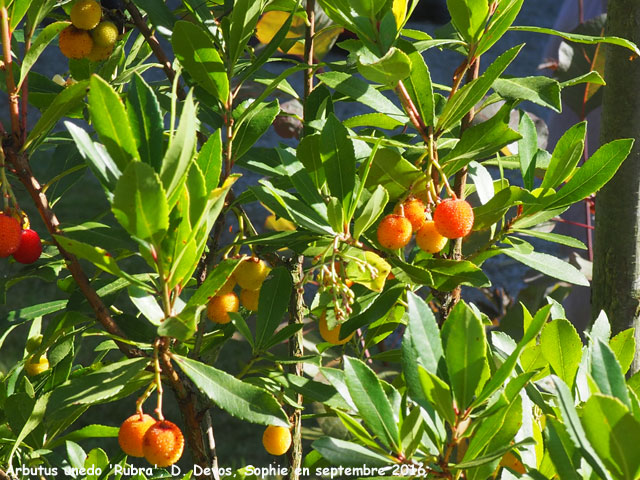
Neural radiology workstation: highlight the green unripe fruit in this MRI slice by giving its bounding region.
[91,21,118,47]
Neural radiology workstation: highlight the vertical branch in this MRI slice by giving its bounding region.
[1,7,21,140]
[286,256,305,480]
[304,0,316,99]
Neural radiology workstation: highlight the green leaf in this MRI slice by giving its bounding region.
[234,100,280,161]
[579,394,640,480]
[402,291,445,378]
[317,71,407,122]
[297,134,325,189]
[541,122,587,190]
[540,319,582,390]
[472,187,538,231]
[441,301,489,409]
[518,111,538,190]
[312,437,392,467]
[446,0,489,43]
[321,114,356,213]
[403,48,435,127]
[128,285,164,325]
[228,0,263,66]
[493,76,562,112]
[88,75,140,169]
[510,25,640,56]
[255,267,293,350]
[545,416,581,480]
[112,162,168,242]
[344,250,391,292]
[364,148,421,201]
[172,20,228,102]
[18,21,69,90]
[436,44,523,134]
[422,258,490,290]
[357,47,412,85]
[174,355,289,427]
[590,338,631,408]
[609,328,635,375]
[417,365,455,425]
[476,0,524,55]
[441,102,522,176]
[354,185,388,240]
[157,306,199,342]
[6,392,49,467]
[131,0,175,32]
[513,228,587,250]
[503,249,590,287]
[23,80,89,152]
[343,357,400,452]
[197,131,223,191]
[550,375,612,480]
[127,74,164,170]
[545,139,634,210]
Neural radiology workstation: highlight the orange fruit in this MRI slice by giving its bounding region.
[86,43,113,62]
[319,314,354,345]
[59,26,93,59]
[206,292,239,324]
[118,413,156,457]
[433,198,474,239]
[233,257,270,290]
[262,425,292,455]
[240,288,260,312]
[70,0,102,30]
[394,197,426,232]
[142,420,184,467]
[376,214,412,250]
[416,220,448,254]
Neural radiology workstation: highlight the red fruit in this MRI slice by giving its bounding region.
[12,229,42,264]
[0,214,22,258]
[376,214,412,250]
[433,199,474,239]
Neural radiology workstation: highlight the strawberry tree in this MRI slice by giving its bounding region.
[0,0,639,479]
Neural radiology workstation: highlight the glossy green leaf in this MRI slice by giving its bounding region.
[417,365,455,425]
[493,76,562,112]
[545,416,580,480]
[126,74,164,170]
[518,111,538,190]
[364,148,421,201]
[353,185,388,240]
[476,0,524,55]
[321,114,356,213]
[197,131,223,191]
[234,100,280,161]
[403,49,435,127]
[423,258,491,291]
[18,21,68,91]
[609,328,636,375]
[357,47,412,85]
[174,355,289,427]
[473,187,538,231]
[157,306,199,342]
[446,0,489,43]
[255,267,293,350]
[590,338,631,408]
[297,134,325,189]
[540,319,582,390]
[503,249,590,287]
[541,122,587,190]
[312,437,391,467]
[228,0,263,66]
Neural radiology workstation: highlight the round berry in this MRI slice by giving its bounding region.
[262,425,292,456]
[233,257,270,290]
[59,26,94,59]
[118,413,156,457]
[25,354,49,376]
[376,214,412,250]
[433,198,474,239]
[142,420,184,467]
[394,197,426,232]
[416,220,448,254]
[217,276,236,296]
[240,288,260,312]
[0,214,22,258]
[12,229,42,264]
[71,0,102,30]
[86,43,113,62]
[206,292,239,324]
[319,314,353,345]
[91,20,118,47]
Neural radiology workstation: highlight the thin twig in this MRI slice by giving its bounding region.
[1,7,21,139]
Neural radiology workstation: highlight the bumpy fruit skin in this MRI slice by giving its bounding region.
[0,214,22,258]
[91,20,118,47]
[70,0,102,30]
[416,220,448,254]
[262,425,292,456]
[206,292,239,324]
[319,314,354,345]
[233,257,270,290]
[394,198,426,232]
[142,420,184,467]
[376,214,412,250]
[240,288,260,312]
[118,413,156,457]
[25,355,49,376]
[433,198,474,239]
[12,229,42,264]
[59,26,94,59]
[86,43,113,62]
[217,276,236,295]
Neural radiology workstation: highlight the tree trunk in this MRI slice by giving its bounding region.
[592,0,640,373]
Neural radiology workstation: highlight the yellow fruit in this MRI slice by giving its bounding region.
[206,292,239,324]
[91,20,118,47]
[217,276,236,295]
[25,354,49,376]
[118,413,156,457]
[142,420,184,467]
[233,257,270,290]
[58,26,94,59]
[240,288,260,312]
[70,0,102,30]
[86,43,113,62]
[319,314,354,345]
[262,425,292,456]
[394,197,426,232]
[416,220,448,254]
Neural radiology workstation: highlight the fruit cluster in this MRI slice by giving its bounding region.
[0,213,42,264]
[376,197,474,253]
[118,414,184,467]
[206,257,271,323]
[59,0,118,62]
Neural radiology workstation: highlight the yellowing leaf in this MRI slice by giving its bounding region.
[264,214,296,231]
[392,0,407,28]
